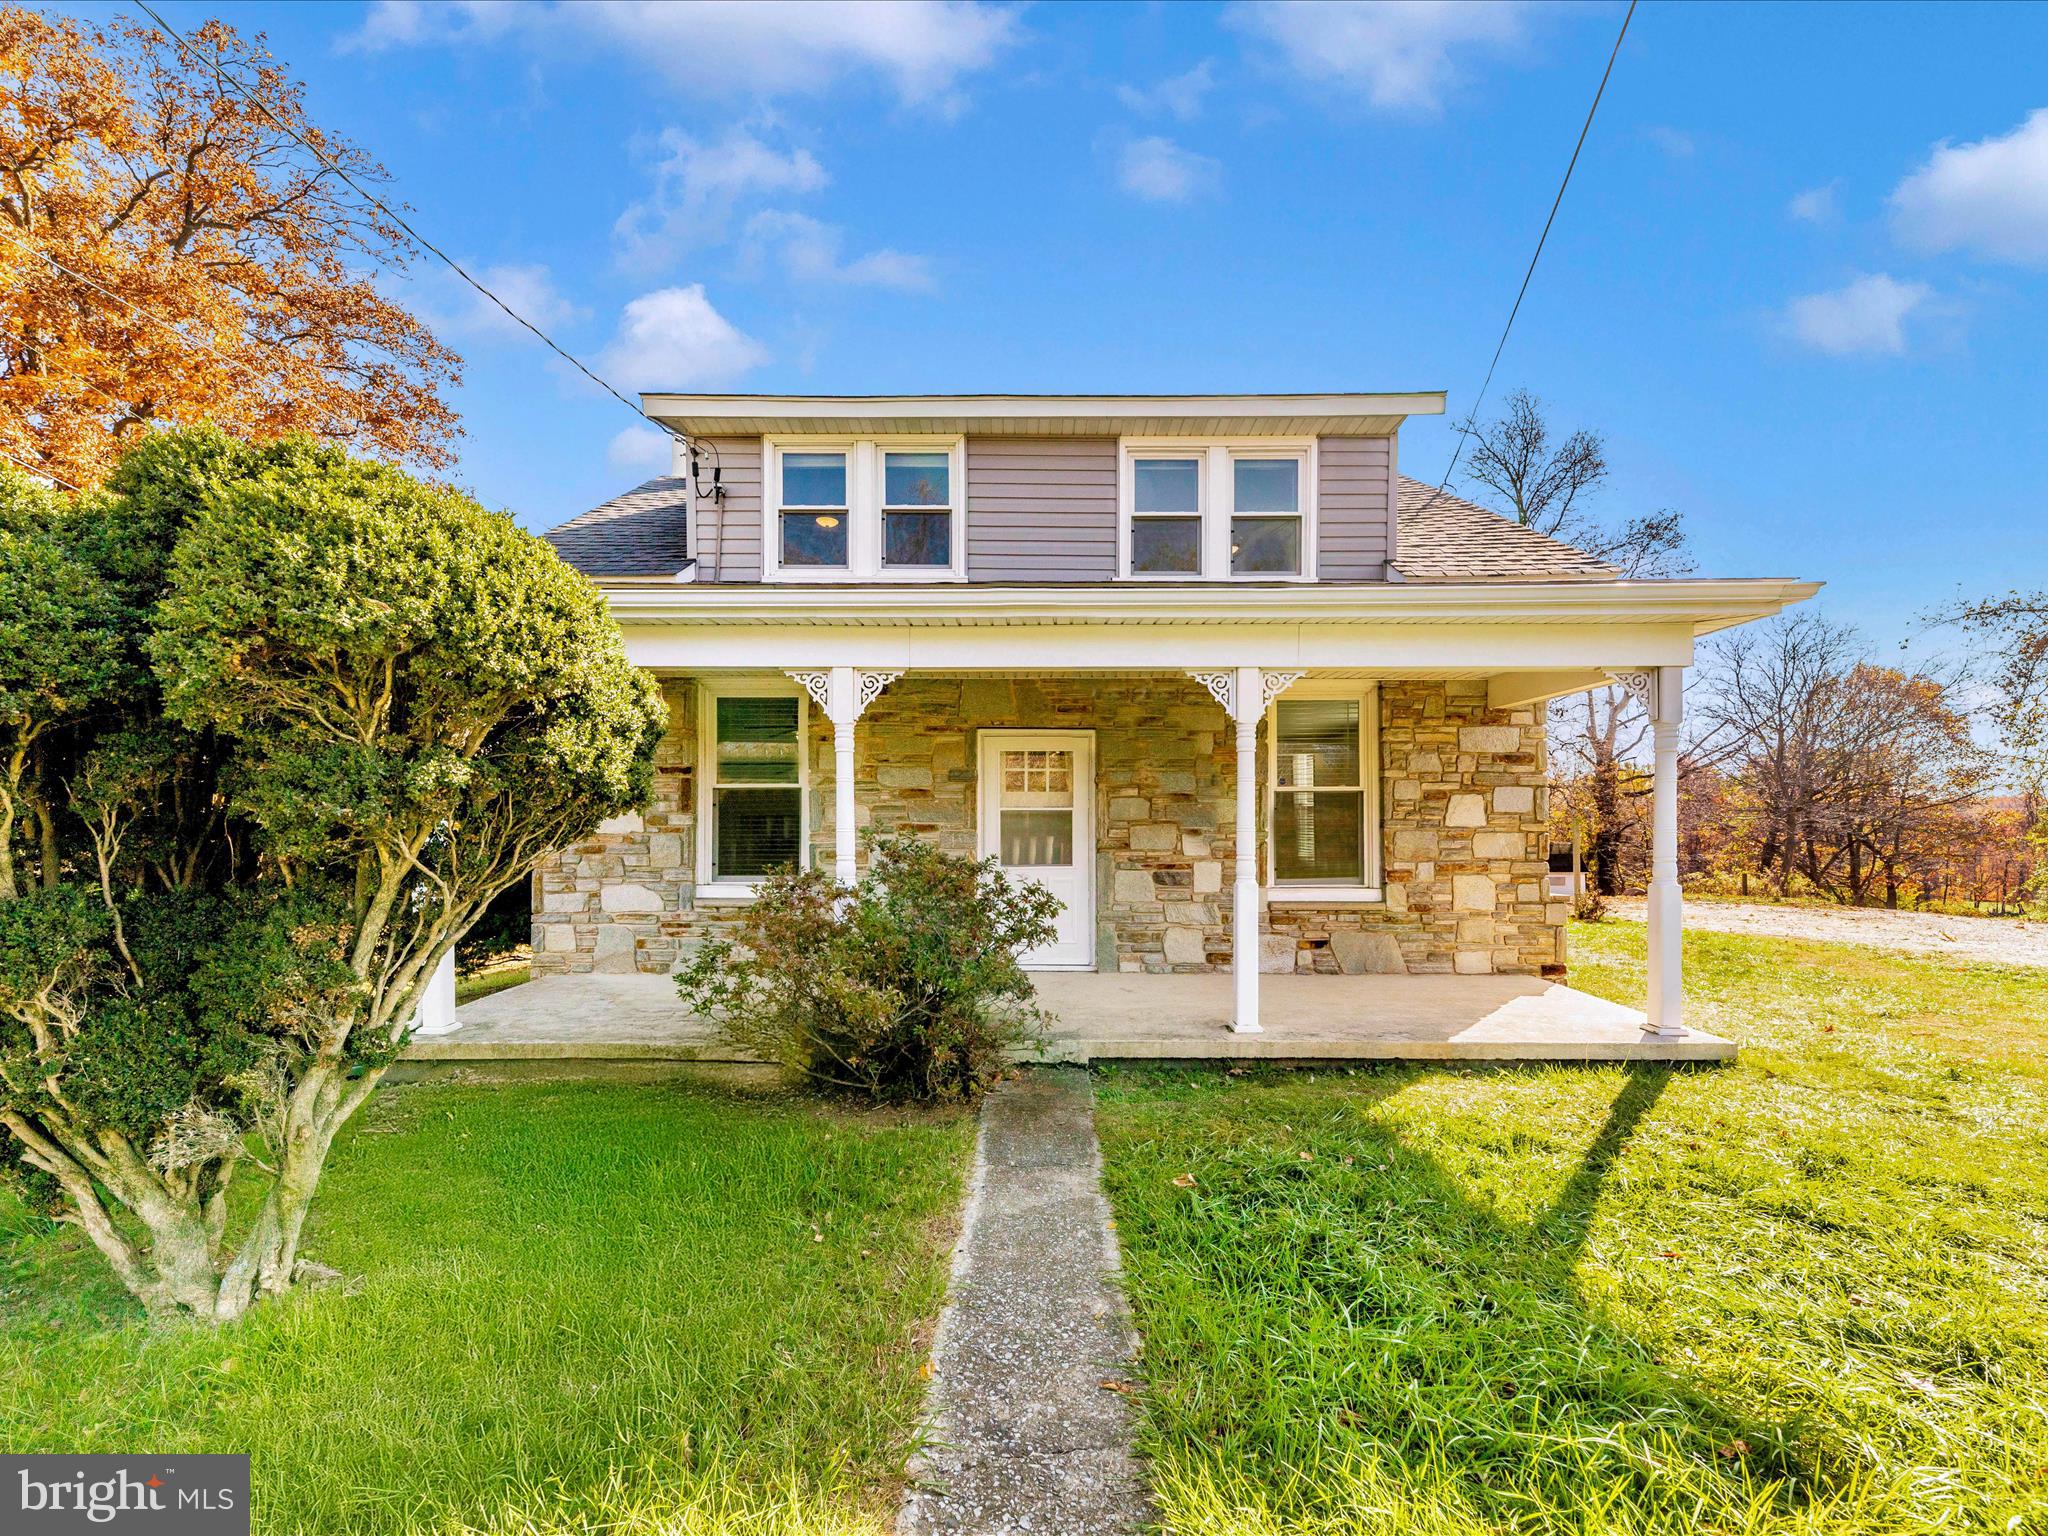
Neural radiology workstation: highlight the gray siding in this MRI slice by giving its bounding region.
[696,435,763,581]
[695,433,1397,583]
[966,437,1119,581]
[1317,436,1395,580]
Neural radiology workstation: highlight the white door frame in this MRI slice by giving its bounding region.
[977,729,1096,971]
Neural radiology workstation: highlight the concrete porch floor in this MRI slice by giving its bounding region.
[407,970,1733,1065]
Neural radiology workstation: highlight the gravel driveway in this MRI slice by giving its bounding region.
[1606,898,2048,969]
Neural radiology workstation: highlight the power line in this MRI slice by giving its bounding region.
[0,447,86,493]
[131,0,682,453]
[1421,0,1636,515]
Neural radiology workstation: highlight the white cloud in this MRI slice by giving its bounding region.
[1115,136,1220,203]
[1780,273,1932,357]
[1788,181,1841,224]
[1117,61,1216,121]
[615,128,828,271]
[1644,125,1695,160]
[597,285,769,391]
[1226,0,1526,114]
[338,0,523,52]
[448,263,588,339]
[1889,107,2048,266]
[607,425,674,472]
[344,0,1023,109]
[742,211,933,291]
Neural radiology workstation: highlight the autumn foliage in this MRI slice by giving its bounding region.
[0,8,458,488]
[1548,614,2040,912]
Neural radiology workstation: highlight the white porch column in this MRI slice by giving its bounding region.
[1191,667,1302,1033]
[408,949,459,1036]
[1622,665,1687,1036]
[788,668,902,887]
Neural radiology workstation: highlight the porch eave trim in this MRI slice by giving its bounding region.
[596,577,1822,634]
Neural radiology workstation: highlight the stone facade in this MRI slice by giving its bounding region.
[530,675,1564,978]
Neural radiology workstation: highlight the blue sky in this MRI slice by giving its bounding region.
[98,1,2048,654]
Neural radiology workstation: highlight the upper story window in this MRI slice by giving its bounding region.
[1118,439,1316,580]
[764,437,965,581]
[779,452,849,568]
[883,451,953,568]
[1130,456,1203,574]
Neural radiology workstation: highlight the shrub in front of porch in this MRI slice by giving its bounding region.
[676,833,1058,1101]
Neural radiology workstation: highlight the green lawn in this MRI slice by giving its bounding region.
[455,959,532,1005]
[1096,922,2048,1536]
[0,1073,971,1535]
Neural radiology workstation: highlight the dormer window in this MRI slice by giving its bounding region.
[1231,457,1302,575]
[779,452,850,568]
[764,437,966,582]
[1130,457,1203,573]
[1119,439,1316,580]
[883,451,953,568]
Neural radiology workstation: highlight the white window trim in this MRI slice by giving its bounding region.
[762,435,967,583]
[695,678,811,901]
[1264,680,1381,904]
[1117,437,1318,582]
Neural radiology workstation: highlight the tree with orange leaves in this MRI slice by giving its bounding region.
[0,8,458,488]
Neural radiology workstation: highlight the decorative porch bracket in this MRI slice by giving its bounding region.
[1609,666,1687,1036]
[787,668,903,885]
[1188,668,1302,1033]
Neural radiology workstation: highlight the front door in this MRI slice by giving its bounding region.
[977,730,1095,970]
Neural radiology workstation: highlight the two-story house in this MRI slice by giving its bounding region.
[501,393,1816,1056]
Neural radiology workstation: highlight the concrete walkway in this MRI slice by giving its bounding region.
[899,1071,1151,1535]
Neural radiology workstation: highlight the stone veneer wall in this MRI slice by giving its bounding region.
[530,675,1564,978]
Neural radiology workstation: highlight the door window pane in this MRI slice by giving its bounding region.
[781,451,846,506]
[1134,457,1200,513]
[1001,811,1074,867]
[716,697,798,782]
[1273,790,1363,882]
[1231,516,1301,575]
[1131,517,1200,573]
[781,511,848,567]
[884,510,951,567]
[1000,750,1073,804]
[1233,458,1299,512]
[1275,699,1360,786]
[884,451,949,506]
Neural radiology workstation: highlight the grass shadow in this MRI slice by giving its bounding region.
[1097,1061,1875,1533]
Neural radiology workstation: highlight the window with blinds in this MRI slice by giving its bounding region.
[1272,696,1367,884]
[711,695,803,880]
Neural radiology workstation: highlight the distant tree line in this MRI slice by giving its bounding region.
[1461,391,2042,913]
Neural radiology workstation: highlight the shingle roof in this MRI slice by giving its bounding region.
[543,476,690,577]
[546,471,1617,584]
[1394,476,1615,581]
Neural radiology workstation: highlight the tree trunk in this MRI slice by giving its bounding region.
[1590,752,1622,895]
[213,1058,382,1320]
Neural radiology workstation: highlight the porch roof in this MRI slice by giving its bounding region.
[602,576,1821,635]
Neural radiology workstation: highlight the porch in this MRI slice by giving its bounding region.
[403,970,1734,1065]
